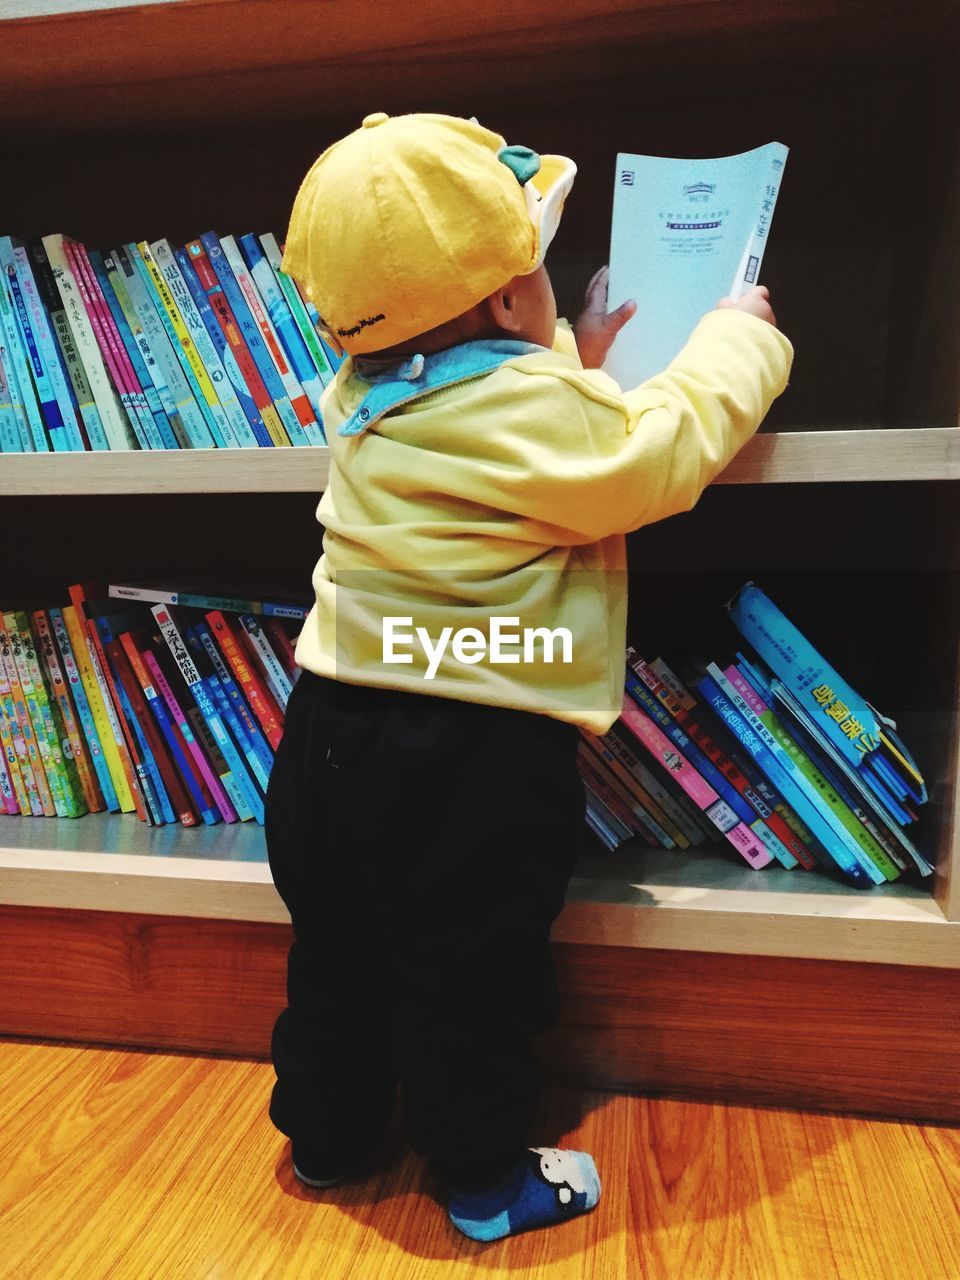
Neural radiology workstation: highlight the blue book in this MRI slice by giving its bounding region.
[151,605,263,823]
[199,231,305,445]
[185,625,269,794]
[194,620,274,781]
[89,249,170,450]
[174,246,268,447]
[698,668,880,887]
[0,242,55,450]
[239,232,327,435]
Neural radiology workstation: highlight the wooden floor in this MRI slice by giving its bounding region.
[2,1038,959,1280]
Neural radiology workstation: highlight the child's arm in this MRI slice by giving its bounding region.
[476,295,792,543]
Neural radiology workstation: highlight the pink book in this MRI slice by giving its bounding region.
[63,239,134,423]
[142,647,237,823]
[67,240,139,404]
[619,693,774,870]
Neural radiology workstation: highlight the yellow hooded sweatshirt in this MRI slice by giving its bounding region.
[294,309,793,733]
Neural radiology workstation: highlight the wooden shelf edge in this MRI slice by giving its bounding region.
[3,428,957,494]
[3,848,958,966]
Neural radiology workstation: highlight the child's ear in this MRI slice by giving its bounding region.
[484,284,523,335]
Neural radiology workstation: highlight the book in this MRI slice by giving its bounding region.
[4,238,84,450]
[50,606,118,811]
[151,238,253,448]
[0,612,54,815]
[0,240,52,451]
[197,232,298,445]
[259,232,337,392]
[219,235,321,445]
[605,142,788,387]
[138,239,233,448]
[184,237,284,447]
[107,583,310,619]
[42,234,124,450]
[206,611,284,750]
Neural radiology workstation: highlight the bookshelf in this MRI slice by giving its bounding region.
[1,0,959,1112]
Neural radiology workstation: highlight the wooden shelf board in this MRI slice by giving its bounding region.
[1,814,956,967]
[3,428,958,495]
[3,1,955,139]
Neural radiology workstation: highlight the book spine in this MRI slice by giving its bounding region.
[618,681,774,870]
[0,620,43,814]
[195,621,275,782]
[0,628,32,813]
[599,722,706,846]
[11,241,84,450]
[185,626,270,795]
[63,237,144,449]
[151,605,259,822]
[625,667,777,865]
[0,613,55,815]
[726,666,900,881]
[11,611,74,816]
[124,243,216,448]
[218,235,315,445]
[151,238,252,447]
[0,710,19,812]
[95,630,165,825]
[0,243,52,451]
[141,645,236,823]
[102,252,179,450]
[726,582,882,770]
[0,338,23,450]
[184,238,281,446]
[106,583,308,620]
[138,240,230,447]
[259,233,335,388]
[0,307,36,450]
[40,234,119,450]
[50,607,119,811]
[64,593,139,815]
[629,652,800,870]
[113,243,199,449]
[198,233,295,446]
[173,246,262,447]
[121,631,214,825]
[33,609,102,812]
[21,611,87,816]
[206,611,284,749]
[245,232,330,426]
[88,249,166,450]
[580,732,676,847]
[239,614,293,710]
[576,740,660,846]
[698,667,879,887]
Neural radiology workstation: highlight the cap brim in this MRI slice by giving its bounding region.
[523,154,577,268]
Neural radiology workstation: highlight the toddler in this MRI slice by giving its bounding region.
[265,111,793,1242]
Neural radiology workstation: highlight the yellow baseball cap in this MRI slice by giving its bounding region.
[282,111,576,355]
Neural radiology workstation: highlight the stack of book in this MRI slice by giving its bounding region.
[0,585,308,826]
[0,232,341,452]
[579,582,932,888]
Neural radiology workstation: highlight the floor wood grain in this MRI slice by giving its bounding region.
[1,1037,958,1279]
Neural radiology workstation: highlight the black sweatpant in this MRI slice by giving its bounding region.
[265,669,586,1190]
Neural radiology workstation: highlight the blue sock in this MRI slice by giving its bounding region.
[447,1147,601,1242]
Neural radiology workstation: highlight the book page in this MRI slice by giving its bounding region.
[604,142,788,389]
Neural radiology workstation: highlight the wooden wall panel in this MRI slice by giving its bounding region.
[2,906,959,1124]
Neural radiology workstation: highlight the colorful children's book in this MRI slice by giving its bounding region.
[89,249,169,450]
[138,239,232,448]
[42,233,123,450]
[259,232,337,391]
[184,237,287,446]
[151,239,254,447]
[206,610,284,750]
[28,239,101,451]
[198,232,301,446]
[0,612,55,815]
[620,672,774,870]
[219,234,318,445]
[33,609,102,812]
[697,665,882,887]
[152,605,263,823]
[50,606,119,811]
[10,239,87,450]
[605,142,788,387]
[238,614,293,711]
[16,611,87,816]
[237,233,327,441]
[107,583,309,619]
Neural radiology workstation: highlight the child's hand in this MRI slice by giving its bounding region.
[716,285,777,327]
[573,266,637,369]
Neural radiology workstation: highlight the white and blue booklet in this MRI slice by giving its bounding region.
[603,142,788,389]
